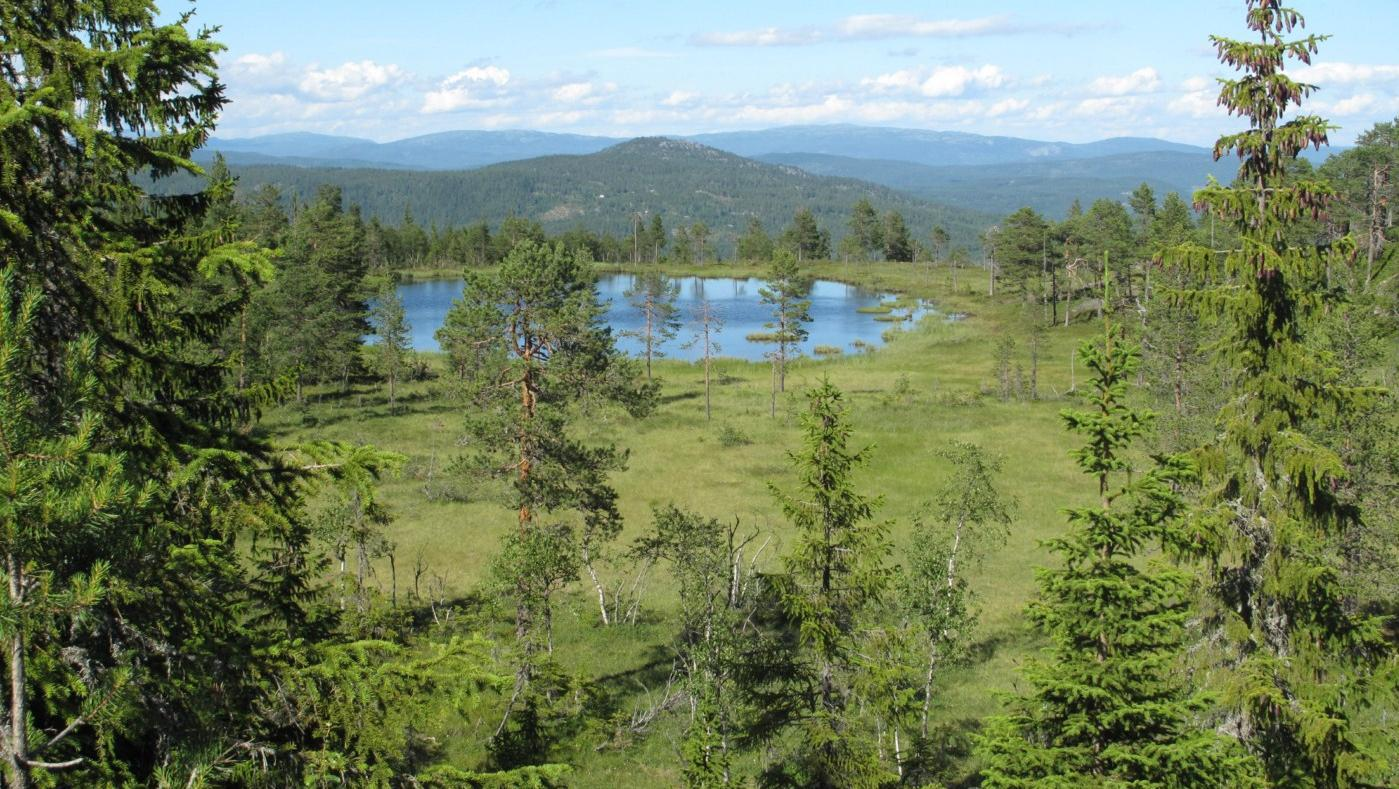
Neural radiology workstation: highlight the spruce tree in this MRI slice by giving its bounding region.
[767,380,893,788]
[1162,2,1392,783]
[0,5,400,782]
[976,319,1256,787]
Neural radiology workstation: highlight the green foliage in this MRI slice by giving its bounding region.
[767,380,893,788]
[167,138,992,259]
[779,208,832,262]
[847,198,883,260]
[369,285,413,407]
[736,217,776,261]
[757,252,813,403]
[437,238,654,742]
[977,327,1258,787]
[882,210,914,263]
[1161,3,1395,784]
[621,271,682,381]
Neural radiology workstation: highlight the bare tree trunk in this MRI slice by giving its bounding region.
[582,542,611,626]
[704,345,712,421]
[7,553,29,789]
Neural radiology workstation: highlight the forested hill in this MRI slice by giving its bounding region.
[182,137,996,254]
[757,150,1240,219]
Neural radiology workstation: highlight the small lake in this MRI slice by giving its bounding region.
[394,274,934,362]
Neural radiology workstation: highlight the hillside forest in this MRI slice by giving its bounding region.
[0,1,1396,788]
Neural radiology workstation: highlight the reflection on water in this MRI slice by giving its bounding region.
[393,273,935,362]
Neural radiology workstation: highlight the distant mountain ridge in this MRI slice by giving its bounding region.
[756,150,1241,219]
[178,137,997,254]
[202,124,1215,172]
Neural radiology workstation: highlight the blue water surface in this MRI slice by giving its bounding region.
[392,274,932,362]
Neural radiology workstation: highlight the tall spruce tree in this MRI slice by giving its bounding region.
[0,5,403,783]
[1161,3,1393,784]
[767,380,893,789]
[976,317,1256,787]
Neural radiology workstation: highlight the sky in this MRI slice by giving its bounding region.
[187,0,1399,146]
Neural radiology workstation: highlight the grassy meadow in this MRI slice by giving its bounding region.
[261,261,1116,784]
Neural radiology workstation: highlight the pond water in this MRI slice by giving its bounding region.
[394,273,934,362]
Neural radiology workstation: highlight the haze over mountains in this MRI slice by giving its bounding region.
[195,124,1343,249]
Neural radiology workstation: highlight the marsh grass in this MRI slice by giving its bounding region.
[264,262,1104,784]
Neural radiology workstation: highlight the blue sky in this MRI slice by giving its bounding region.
[191,0,1399,145]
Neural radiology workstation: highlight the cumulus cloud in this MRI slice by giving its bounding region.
[553,82,594,102]
[1073,96,1143,118]
[1295,62,1399,85]
[1330,93,1379,115]
[987,97,1030,117]
[1089,67,1160,96]
[422,66,512,114]
[862,65,1007,98]
[692,13,1084,47]
[1166,76,1222,119]
[298,60,406,102]
[229,51,289,80]
[661,90,699,107]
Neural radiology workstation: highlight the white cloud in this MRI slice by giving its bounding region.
[662,90,699,107]
[1089,67,1160,96]
[862,65,1006,98]
[1073,96,1143,118]
[421,66,512,114]
[298,60,405,102]
[1168,89,1220,118]
[1328,93,1378,115]
[693,13,1083,48]
[987,97,1030,117]
[229,52,289,80]
[1295,62,1399,85]
[553,82,594,102]
[694,26,820,47]
[834,14,1014,39]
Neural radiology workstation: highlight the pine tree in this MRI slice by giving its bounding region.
[781,208,831,262]
[737,217,775,261]
[369,285,412,408]
[1161,3,1393,783]
[435,240,654,733]
[847,199,883,260]
[882,211,914,263]
[685,298,724,421]
[755,251,812,416]
[976,319,1256,787]
[767,380,893,789]
[621,271,682,382]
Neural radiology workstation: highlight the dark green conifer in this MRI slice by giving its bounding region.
[1161,2,1392,783]
[977,311,1256,787]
